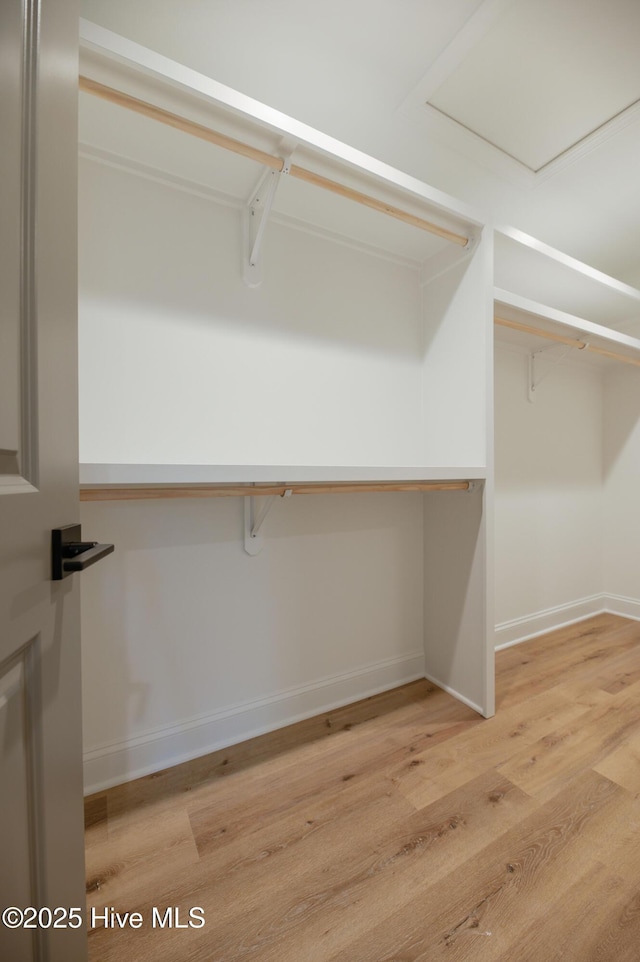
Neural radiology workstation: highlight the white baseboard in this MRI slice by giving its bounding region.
[602,593,640,622]
[83,651,425,795]
[423,670,485,717]
[494,595,605,650]
[495,593,640,651]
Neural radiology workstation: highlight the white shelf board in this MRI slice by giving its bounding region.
[495,227,640,332]
[78,19,487,241]
[495,288,640,361]
[79,464,487,487]
[497,226,640,303]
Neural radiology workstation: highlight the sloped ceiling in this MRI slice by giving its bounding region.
[79,0,640,285]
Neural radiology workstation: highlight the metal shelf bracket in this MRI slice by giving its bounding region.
[528,342,575,402]
[243,149,293,288]
[243,489,292,555]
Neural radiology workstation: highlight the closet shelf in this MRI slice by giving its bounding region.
[495,226,640,330]
[79,20,483,264]
[494,288,640,367]
[79,464,486,501]
[79,77,469,249]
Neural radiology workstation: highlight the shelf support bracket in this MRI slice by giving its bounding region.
[243,489,292,555]
[528,343,573,403]
[243,151,293,288]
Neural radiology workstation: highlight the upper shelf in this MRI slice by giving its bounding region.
[495,227,640,335]
[494,289,640,369]
[494,225,640,369]
[78,19,487,267]
[80,464,487,486]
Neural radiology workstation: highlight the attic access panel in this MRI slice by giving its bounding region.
[426,0,640,173]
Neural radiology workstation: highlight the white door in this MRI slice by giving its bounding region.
[0,1,88,960]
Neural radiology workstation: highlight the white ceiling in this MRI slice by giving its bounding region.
[79,0,640,287]
[425,0,640,173]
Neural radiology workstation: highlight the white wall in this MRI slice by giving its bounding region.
[494,345,604,645]
[78,156,488,469]
[79,493,425,791]
[79,158,424,468]
[603,366,640,615]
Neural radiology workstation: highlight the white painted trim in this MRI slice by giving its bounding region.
[602,594,640,623]
[534,99,640,185]
[423,670,485,718]
[79,143,245,211]
[420,239,477,287]
[400,0,519,108]
[0,476,37,496]
[399,102,536,190]
[494,595,605,650]
[404,101,640,190]
[83,651,425,794]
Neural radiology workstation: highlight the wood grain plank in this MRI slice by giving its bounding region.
[88,772,531,962]
[585,889,640,962]
[327,770,621,962]
[84,793,108,831]
[499,680,640,799]
[85,808,199,910]
[84,614,640,962]
[397,686,602,809]
[594,731,640,794]
[496,861,628,962]
[192,772,533,962]
[496,615,640,709]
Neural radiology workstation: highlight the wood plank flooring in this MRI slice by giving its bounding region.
[84,613,640,961]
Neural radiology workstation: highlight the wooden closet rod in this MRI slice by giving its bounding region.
[495,316,640,368]
[79,480,471,502]
[79,76,470,248]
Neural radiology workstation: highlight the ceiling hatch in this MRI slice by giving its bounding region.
[423,0,640,174]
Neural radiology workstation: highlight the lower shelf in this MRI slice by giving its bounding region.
[79,479,474,501]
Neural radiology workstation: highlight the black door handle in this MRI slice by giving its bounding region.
[52,524,114,580]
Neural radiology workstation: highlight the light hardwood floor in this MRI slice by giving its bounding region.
[85,613,640,961]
